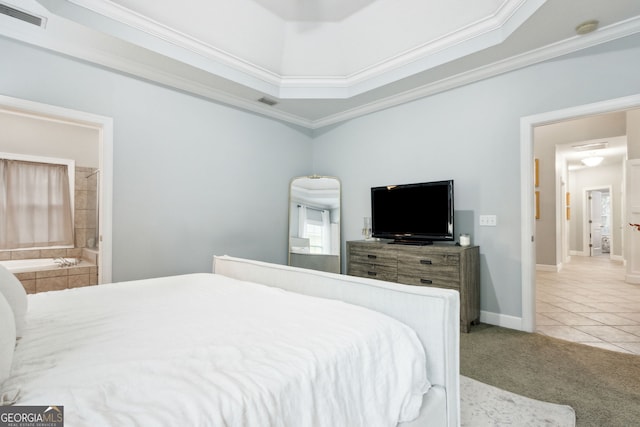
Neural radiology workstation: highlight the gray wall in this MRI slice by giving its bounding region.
[0,36,313,282]
[2,31,640,322]
[312,34,640,320]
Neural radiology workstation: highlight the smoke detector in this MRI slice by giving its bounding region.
[575,20,599,35]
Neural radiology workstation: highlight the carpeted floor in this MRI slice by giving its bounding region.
[460,324,640,426]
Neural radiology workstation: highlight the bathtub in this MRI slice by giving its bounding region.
[0,258,91,274]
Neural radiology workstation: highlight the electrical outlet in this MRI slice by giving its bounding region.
[479,215,497,226]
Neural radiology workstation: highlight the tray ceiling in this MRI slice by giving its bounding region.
[1,0,640,128]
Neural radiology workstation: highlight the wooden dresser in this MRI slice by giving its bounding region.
[347,240,480,332]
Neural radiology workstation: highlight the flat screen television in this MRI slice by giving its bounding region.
[371,180,454,244]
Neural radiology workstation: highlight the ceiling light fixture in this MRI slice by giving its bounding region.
[581,156,603,167]
[575,20,599,35]
[572,141,608,151]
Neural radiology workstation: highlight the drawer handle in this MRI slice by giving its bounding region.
[367,271,377,276]
[367,254,377,259]
[420,259,432,265]
[420,279,433,284]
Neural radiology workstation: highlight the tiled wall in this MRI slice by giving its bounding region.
[0,247,81,262]
[75,166,99,249]
[15,263,98,294]
[0,248,99,294]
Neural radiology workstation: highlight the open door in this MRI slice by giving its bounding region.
[589,190,603,256]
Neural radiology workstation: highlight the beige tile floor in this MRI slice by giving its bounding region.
[536,255,640,355]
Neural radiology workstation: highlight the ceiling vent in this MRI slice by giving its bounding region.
[572,141,608,151]
[257,97,278,106]
[0,3,46,27]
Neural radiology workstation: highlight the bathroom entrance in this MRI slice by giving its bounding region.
[0,95,113,284]
[586,188,611,258]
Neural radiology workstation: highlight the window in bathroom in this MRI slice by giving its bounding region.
[0,153,75,250]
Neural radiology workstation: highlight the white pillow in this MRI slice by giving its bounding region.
[0,291,16,384]
[0,264,27,337]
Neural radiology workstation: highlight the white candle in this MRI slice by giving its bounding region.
[460,234,471,247]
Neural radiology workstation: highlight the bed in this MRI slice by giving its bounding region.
[0,255,460,426]
[288,237,340,273]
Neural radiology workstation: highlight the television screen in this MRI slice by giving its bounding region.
[371,180,454,243]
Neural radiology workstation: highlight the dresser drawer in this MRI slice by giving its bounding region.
[399,249,460,266]
[349,262,398,282]
[349,245,397,267]
[397,274,460,289]
[347,241,480,333]
[397,250,460,287]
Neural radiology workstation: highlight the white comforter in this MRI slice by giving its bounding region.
[3,273,429,426]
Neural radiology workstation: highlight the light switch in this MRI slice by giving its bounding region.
[479,215,497,226]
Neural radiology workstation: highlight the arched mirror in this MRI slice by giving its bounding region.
[288,175,341,273]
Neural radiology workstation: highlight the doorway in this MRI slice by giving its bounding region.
[585,187,612,258]
[0,95,113,283]
[520,94,640,333]
[532,121,636,352]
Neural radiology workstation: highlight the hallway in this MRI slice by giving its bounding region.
[536,256,640,355]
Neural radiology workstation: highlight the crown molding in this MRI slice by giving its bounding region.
[309,16,640,129]
[279,0,544,97]
[0,8,314,128]
[63,0,544,98]
[3,1,640,129]
[52,0,283,96]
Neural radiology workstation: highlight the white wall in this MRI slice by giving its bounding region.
[312,33,640,321]
[532,132,558,266]
[0,112,99,167]
[0,36,313,282]
[629,110,640,159]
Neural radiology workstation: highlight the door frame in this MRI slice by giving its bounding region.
[520,93,640,333]
[0,95,114,283]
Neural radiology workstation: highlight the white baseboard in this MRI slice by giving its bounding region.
[569,250,624,261]
[536,264,560,272]
[479,311,523,331]
[625,274,640,284]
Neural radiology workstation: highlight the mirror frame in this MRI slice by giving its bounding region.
[288,175,341,273]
